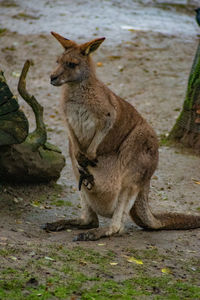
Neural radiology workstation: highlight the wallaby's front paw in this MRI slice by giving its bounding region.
[88,158,98,167]
[78,169,94,191]
[83,179,93,190]
[77,152,98,168]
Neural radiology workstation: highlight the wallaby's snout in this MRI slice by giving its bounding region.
[50,74,59,86]
[50,64,65,86]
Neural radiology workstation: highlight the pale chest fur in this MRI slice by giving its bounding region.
[64,101,97,149]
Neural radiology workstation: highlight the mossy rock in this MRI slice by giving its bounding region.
[0,142,65,183]
[0,71,28,145]
[0,62,65,183]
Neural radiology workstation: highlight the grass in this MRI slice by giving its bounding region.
[0,186,199,299]
[50,198,72,207]
[12,13,40,20]
[0,268,199,299]
[159,134,171,147]
[0,245,199,299]
[30,183,73,208]
[0,0,18,8]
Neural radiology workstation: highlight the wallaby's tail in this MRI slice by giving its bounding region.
[130,188,200,230]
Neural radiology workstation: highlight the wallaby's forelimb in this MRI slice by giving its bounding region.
[78,168,94,190]
[77,152,97,190]
[77,152,98,169]
[86,118,112,160]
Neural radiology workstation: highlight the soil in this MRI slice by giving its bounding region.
[0,0,200,297]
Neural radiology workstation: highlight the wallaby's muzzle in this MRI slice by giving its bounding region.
[50,74,60,86]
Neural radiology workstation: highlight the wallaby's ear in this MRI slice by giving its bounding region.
[80,37,105,55]
[51,31,76,49]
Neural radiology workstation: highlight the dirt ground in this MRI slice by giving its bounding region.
[0,0,200,299]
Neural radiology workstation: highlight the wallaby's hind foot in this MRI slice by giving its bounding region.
[42,218,99,232]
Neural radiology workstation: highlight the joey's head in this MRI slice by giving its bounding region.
[50,32,105,86]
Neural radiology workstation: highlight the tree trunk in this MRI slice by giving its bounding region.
[168,40,200,152]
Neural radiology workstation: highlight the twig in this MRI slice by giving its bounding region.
[18,60,47,148]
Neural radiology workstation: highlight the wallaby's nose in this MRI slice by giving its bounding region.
[50,74,58,85]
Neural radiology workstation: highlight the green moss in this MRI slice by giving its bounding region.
[12,13,40,20]
[127,247,168,262]
[51,199,72,207]
[0,28,7,36]
[159,134,171,146]
[0,247,19,257]
[0,1,18,8]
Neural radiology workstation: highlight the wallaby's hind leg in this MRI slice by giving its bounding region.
[74,188,139,241]
[130,183,162,230]
[43,192,99,232]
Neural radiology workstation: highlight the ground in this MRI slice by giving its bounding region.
[0,0,200,299]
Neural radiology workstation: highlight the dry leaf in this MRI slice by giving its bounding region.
[97,62,103,67]
[127,257,143,265]
[128,29,137,32]
[9,256,17,261]
[98,243,105,246]
[109,262,118,266]
[108,55,121,61]
[12,71,20,78]
[161,268,171,274]
[79,260,87,266]
[45,256,54,261]
[44,205,51,209]
[16,219,22,224]
[192,178,200,185]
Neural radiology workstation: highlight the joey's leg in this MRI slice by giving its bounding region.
[43,193,99,232]
[74,189,139,241]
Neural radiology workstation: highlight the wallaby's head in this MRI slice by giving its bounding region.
[50,32,105,86]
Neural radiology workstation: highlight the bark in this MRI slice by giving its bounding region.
[168,40,200,152]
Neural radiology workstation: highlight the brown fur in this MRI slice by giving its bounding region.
[44,32,200,240]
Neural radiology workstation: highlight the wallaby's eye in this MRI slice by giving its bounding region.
[67,62,76,69]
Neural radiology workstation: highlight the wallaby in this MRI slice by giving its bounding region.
[44,32,200,241]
